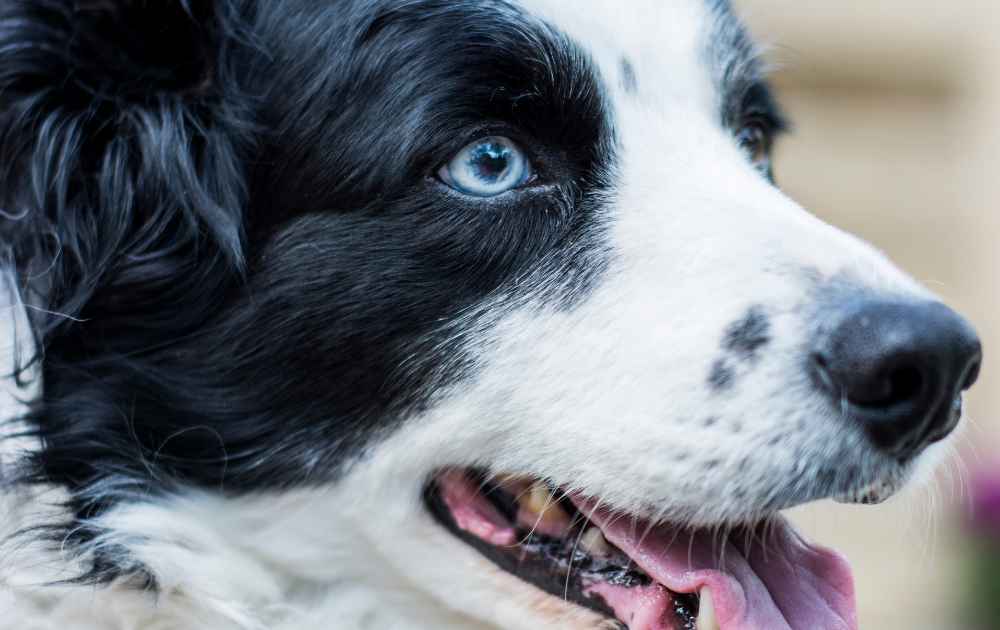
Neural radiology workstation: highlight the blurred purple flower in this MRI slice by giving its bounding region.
[971,468,1000,535]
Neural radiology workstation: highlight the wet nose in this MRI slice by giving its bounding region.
[812,299,982,459]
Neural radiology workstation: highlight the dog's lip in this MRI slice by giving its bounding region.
[427,469,859,630]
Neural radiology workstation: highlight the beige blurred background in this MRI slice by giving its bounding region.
[733,2,1000,628]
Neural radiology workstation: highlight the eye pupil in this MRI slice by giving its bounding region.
[470,143,511,182]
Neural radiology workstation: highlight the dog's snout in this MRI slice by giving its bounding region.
[812,299,982,459]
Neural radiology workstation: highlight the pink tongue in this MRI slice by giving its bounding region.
[581,504,858,630]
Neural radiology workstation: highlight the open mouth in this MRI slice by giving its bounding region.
[426,470,857,630]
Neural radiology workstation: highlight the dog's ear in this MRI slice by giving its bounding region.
[0,0,249,343]
[13,1,221,105]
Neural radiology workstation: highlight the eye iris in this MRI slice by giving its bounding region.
[469,142,511,183]
[438,135,531,196]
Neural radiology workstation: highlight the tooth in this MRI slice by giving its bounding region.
[524,482,556,515]
[520,482,571,532]
[697,587,720,630]
[579,527,611,557]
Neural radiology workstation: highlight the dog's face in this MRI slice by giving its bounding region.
[0,1,982,629]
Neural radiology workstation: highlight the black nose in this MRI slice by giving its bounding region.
[812,299,982,459]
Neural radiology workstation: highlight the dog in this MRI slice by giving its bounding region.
[0,1,983,628]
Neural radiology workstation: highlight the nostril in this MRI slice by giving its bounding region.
[835,362,926,413]
[877,364,924,409]
[810,352,924,408]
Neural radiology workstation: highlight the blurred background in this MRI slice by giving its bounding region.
[733,1,1000,628]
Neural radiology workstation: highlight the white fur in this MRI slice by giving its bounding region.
[0,1,952,628]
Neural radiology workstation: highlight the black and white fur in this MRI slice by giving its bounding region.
[0,1,964,628]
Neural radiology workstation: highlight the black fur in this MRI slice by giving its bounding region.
[707,307,770,391]
[708,359,735,391]
[722,306,771,359]
[0,0,615,579]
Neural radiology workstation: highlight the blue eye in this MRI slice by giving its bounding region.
[438,136,532,197]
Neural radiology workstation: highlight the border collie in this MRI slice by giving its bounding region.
[0,1,983,629]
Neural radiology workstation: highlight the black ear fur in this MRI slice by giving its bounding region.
[0,1,257,579]
[12,1,220,106]
[0,0,250,347]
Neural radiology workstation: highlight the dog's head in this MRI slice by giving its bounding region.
[0,1,982,629]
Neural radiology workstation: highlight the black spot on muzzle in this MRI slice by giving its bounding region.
[707,306,772,391]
